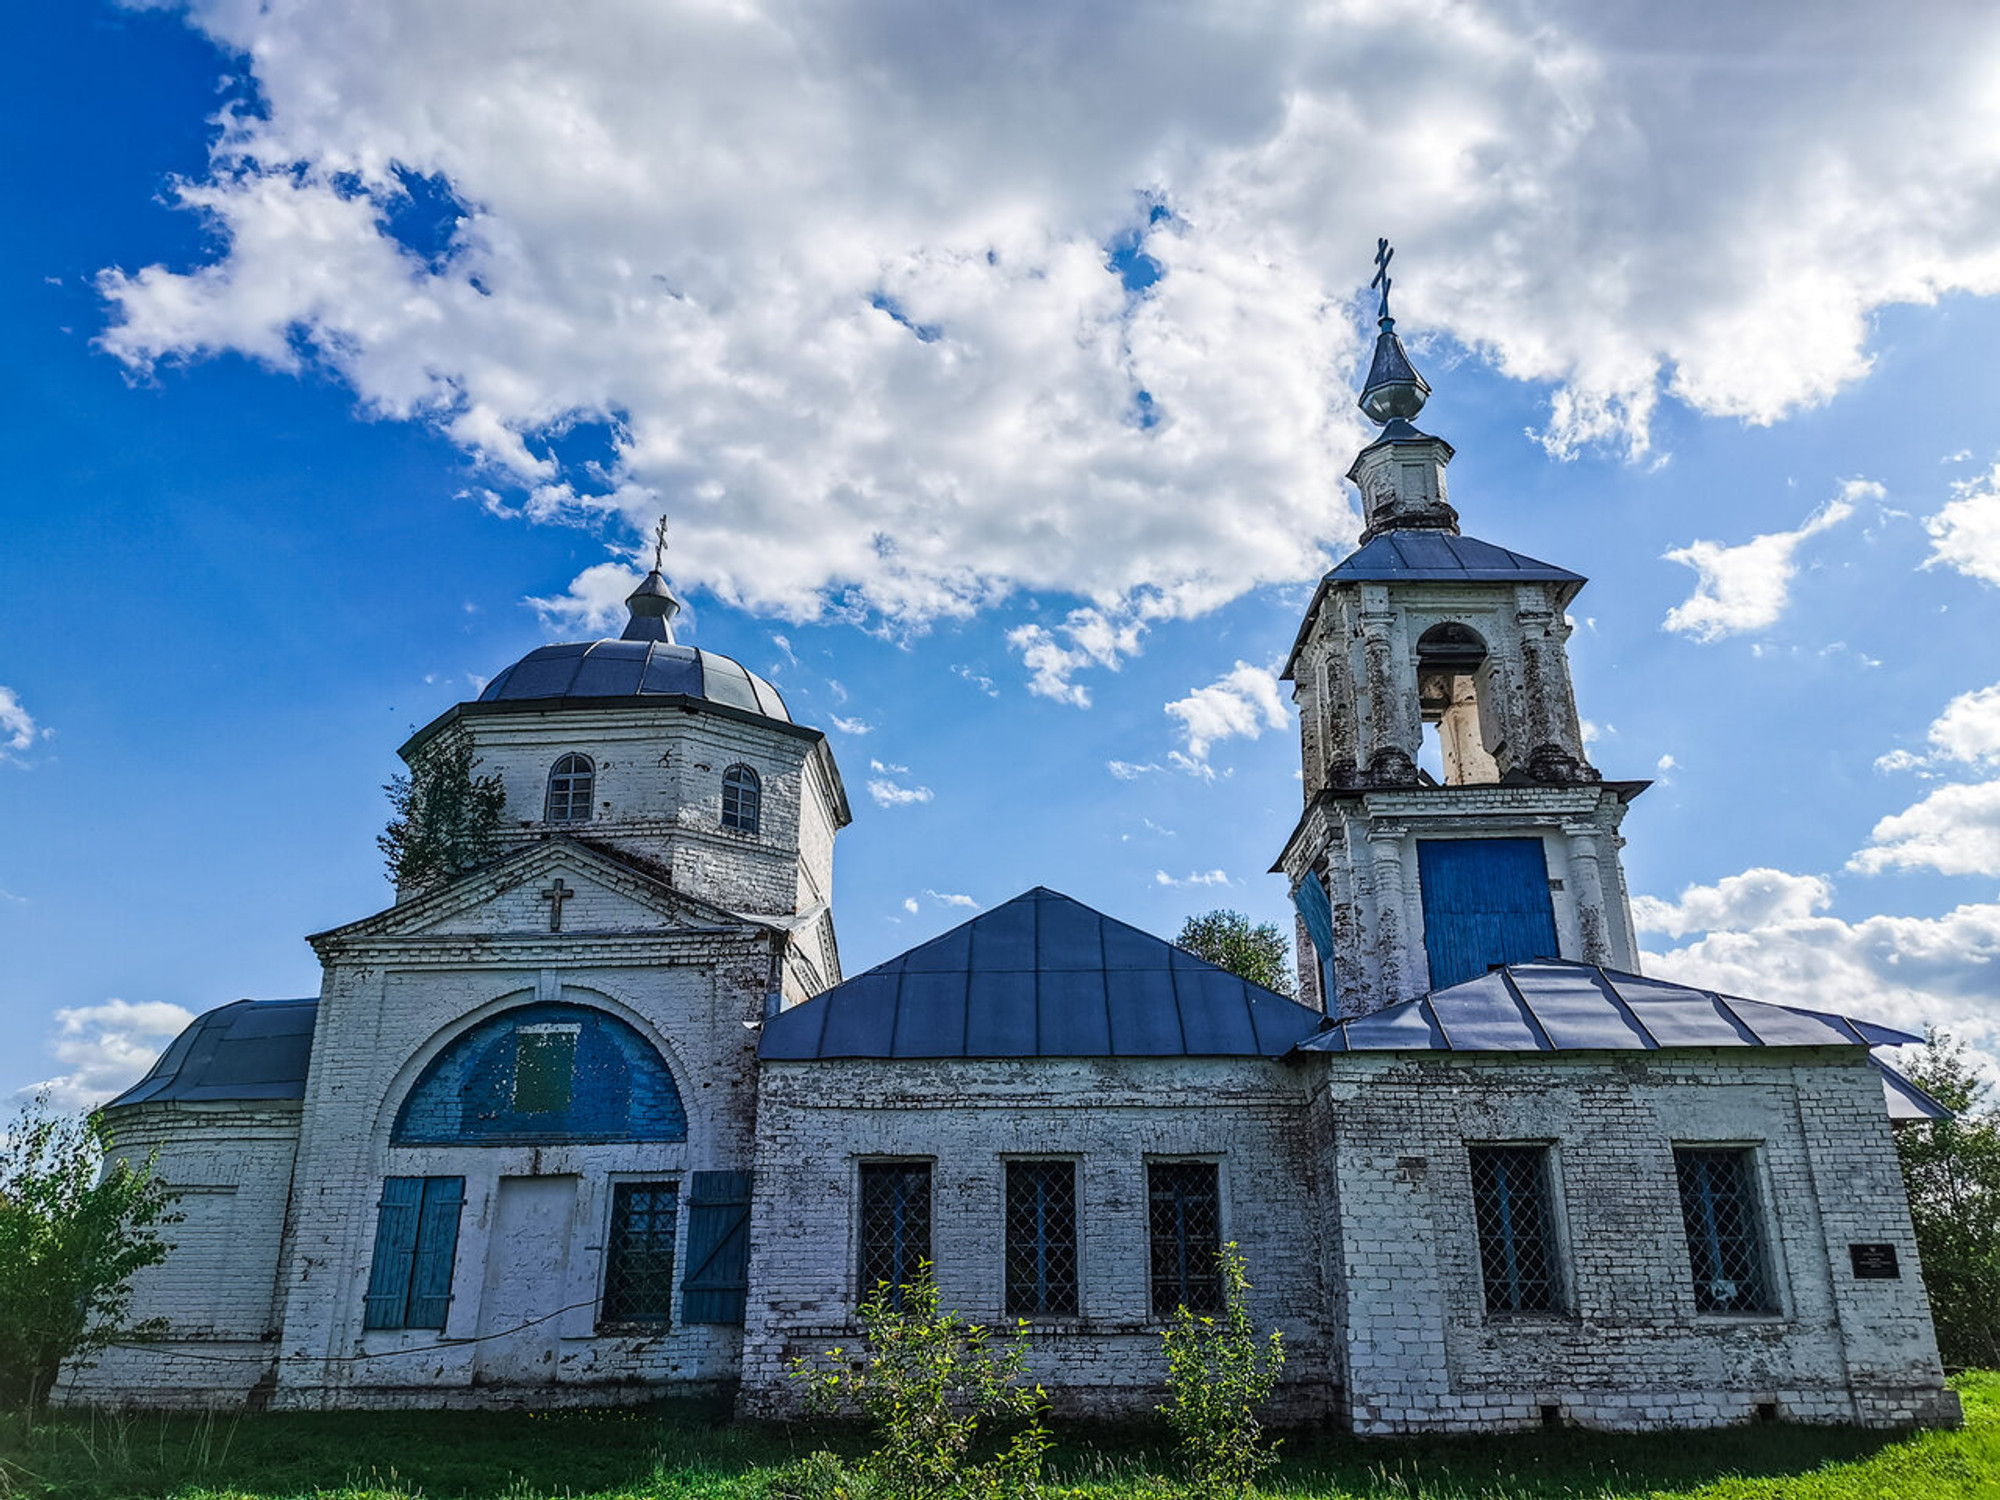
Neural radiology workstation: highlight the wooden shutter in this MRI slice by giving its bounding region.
[362,1177,425,1329]
[1416,838,1561,991]
[404,1177,465,1330]
[1291,871,1337,1000]
[681,1170,752,1325]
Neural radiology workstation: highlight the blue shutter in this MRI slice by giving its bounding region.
[681,1170,752,1325]
[1292,872,1337,1002]
[1417,838,1561,991]
[363,1177,425,1329]
[405,1177,465,1330]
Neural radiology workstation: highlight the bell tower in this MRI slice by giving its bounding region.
[1277,243,1647,1016]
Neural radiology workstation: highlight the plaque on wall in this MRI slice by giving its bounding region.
[1850,1243,1900,1279]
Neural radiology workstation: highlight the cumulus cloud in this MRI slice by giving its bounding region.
[829,714,874,736]
[1164,661,1287,770]
[1631,867,1833,939]
[93,3,2000,640]
[1661,484,1869,642]
[868,777,933,807]
[1635,872,2000,1071]
[1850,780,2000,877]
[0,687,50,766]
[1926,462,2000,586]
[1155,868,1231,888]
[1007,608,1145,706]
[1874,680,2000,774]
[21,1000,196,1111]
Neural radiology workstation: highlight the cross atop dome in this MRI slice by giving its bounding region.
[622,513,684,643]
[1358,237,1432,426]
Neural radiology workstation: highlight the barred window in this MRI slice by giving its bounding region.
[1469,1145,1563,1314]
[601,1180,678,1326]
[1148,1161,1221,1316]
[1005,1161,1079,1317]
[545,753,595,823]
[859,1161,932,1303]
[722,764,761,833]
[1675,1148,1776,1315]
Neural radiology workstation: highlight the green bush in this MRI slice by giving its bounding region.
[788,1263,1050,1498]
[1158,1243,1283,1499]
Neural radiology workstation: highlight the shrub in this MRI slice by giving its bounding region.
[788,1263,1049,1499]
[378,738,507,892]
[0,1097,178,1410]
[1158,1243,1283,1499]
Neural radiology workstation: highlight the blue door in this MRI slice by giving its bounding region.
[1417,838,1560,991]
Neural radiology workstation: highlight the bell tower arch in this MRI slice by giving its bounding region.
[1278,247,1647,1016]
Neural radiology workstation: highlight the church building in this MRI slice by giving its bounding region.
[68,270,1960,1432]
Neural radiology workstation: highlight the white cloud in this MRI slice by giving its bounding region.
[925,889,979,909]
[0,687,50,766]
[1107,759,1163,780]
[1850,779,2000,877]
[1631,867,1834,940]
[1636,873,2000,1072]
[1655,752,1676,772]
[869,758,909,775]
[1661,485,1869,642]
[829,714,874,736]
[868,777,934,807]
[903,897,920,914]
[1007,608,1145,707]
[1155,868,1231,888]
[1164,661,1287,768]
[1874,680,2000,775]
[20,1000,196,1111]
[952,665,999,698]
[1926,462,2000,586]
[94,4,2000,638]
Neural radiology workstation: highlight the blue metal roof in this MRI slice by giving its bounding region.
[1325,531,1585,587]
[1876,1057,1952,1122]
[760,887,1325,1060]
[1294,960,1924,1056]
[478,640,790,723]
[110,997,318,1107]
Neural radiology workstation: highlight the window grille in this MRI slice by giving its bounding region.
[601,1180,678,1326]
[1005,1161,1079,1317]
[1674,1148,1776,1315]
[1469,1145,1562,1314]
[858,1161,931,1303]
[511,1024,579,1114]
[363,1176,464,1330]
[1148,1162,1221,1316]
[721,764,761,833]
[545,753,595,823]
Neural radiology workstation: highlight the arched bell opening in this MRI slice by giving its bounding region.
[1415,623,1502,786]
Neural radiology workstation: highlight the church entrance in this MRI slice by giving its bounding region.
[475,1175,577,1387]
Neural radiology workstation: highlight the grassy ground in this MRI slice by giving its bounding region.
[5,1374,1998,1500]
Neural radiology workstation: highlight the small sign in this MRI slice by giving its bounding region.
[1850,1243,1900,1279]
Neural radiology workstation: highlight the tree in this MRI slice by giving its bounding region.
[1176,910,1295,998]
[0,1096,178,1410]
[1159,1242,1285,1499]
[378,738,508,892]
[1895,1028,2000,1367]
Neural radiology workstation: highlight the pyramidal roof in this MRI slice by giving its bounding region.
[760,887,1325,1060]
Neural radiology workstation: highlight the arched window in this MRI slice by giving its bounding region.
[721,764,761,834]
[1414,623,1499,786]
[393,1001,687,1145]
[545,753,595,823]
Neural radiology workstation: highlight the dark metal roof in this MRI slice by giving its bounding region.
[478,640,789,722]
[760,887,1326,1061]
[1325,531,1585,587]
[109,998,318,1107]
[1876,1057,1952,1122]
[1294,960,1924,1056]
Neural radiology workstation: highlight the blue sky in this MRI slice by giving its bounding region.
[6,2,2000,1105]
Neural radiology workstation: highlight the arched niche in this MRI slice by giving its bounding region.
[1414,622,1502,785]
[391,1001,688,1145]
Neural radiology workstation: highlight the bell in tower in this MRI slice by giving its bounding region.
[1277,242,1649,1018]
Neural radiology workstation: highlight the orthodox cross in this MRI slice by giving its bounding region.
[540,877,575,932]
[1372,237,1394,322]
[652,515,670,573]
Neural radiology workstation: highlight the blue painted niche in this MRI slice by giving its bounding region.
[392,1001,688,1145]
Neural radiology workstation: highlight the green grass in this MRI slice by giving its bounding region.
[5,1375,1998,1500]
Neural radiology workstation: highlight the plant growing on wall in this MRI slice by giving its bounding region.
[1159,1242,1284,1500]
[1175,911,1296,998]
[1896,1028,2000,1368]
[0,1096,178,1411]
[378,739,507,891]
[780,1263,1049,1499]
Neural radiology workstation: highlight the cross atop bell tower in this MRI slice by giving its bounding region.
[1274,243,1648,1017]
